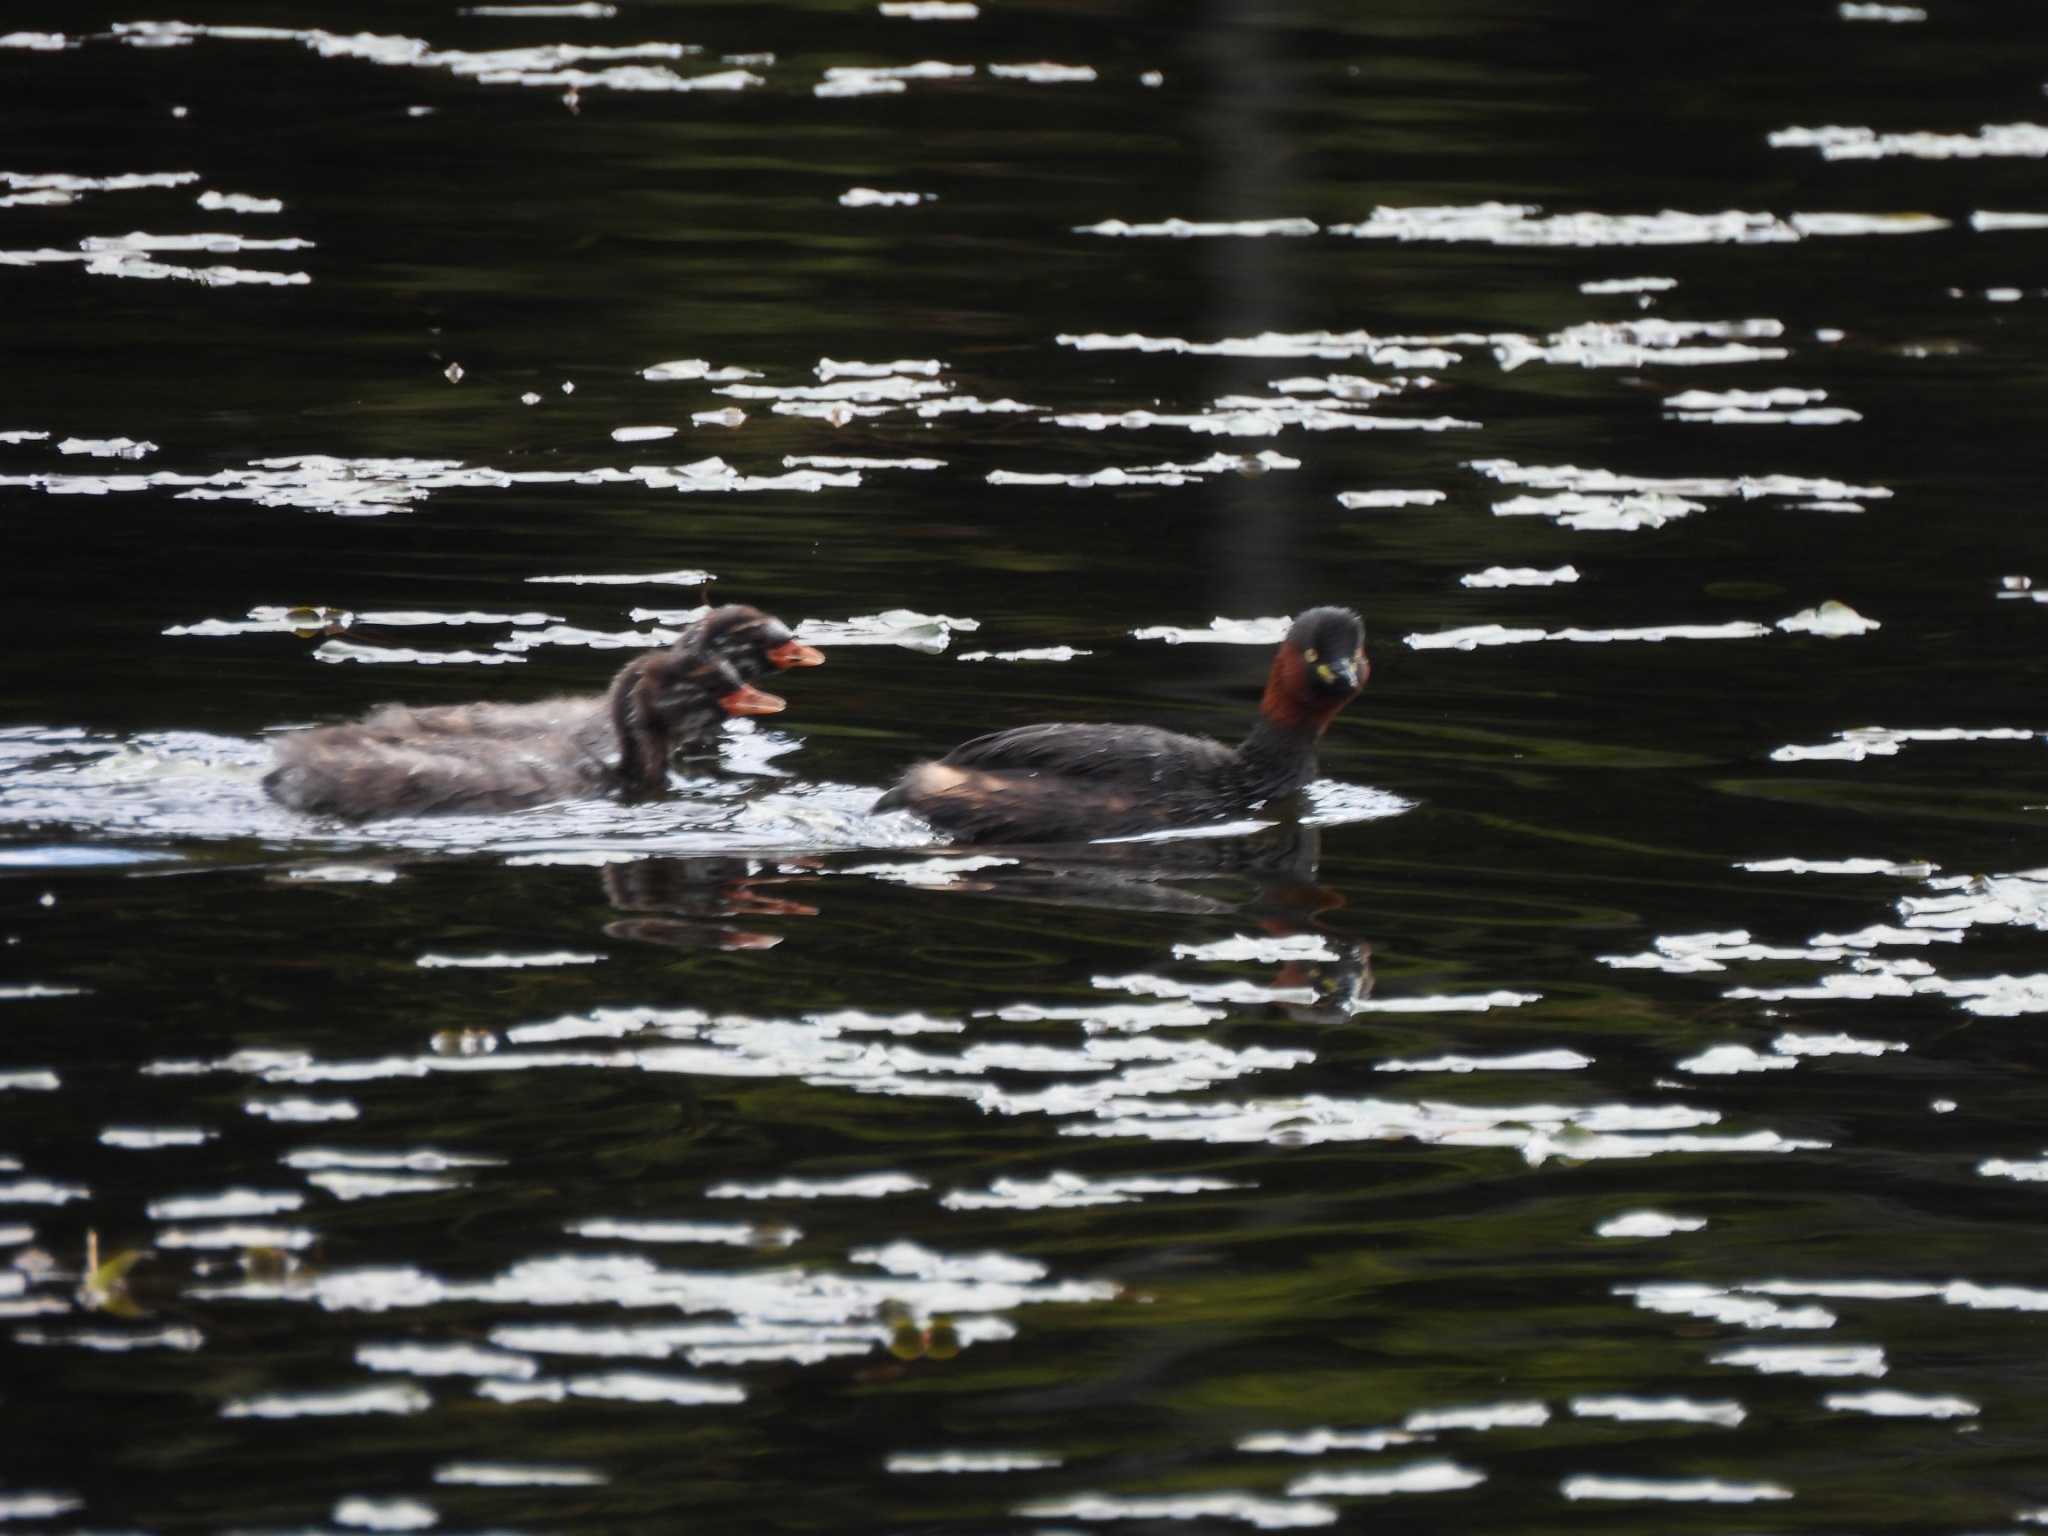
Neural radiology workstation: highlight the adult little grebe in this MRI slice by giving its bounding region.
[876,606,1367,843]
[265,607,820,820]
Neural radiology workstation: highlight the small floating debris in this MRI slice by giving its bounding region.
[1840,1,1925,18]
[610,425,676,443]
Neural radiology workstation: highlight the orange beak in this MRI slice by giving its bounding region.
[766,639,826,669]
[719,684,786,716]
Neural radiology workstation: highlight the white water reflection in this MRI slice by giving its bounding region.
[1595,1211,1706,1239]
[0,450,858,515]
[1825,1390,1976,1418]
[889,1449,1060,1472]
[1664,386,1859,425]
[1407,621,1768,650]
[1711,1343,1885,1377]
[1772,122,2048,161]
[1562,1475,1790,1503]
[1017,1491,1334,1528]
[1570,1394,1742,1425]
[333,1496,438,1531]
[1333,202,1946,246]
[434,1463,606,1486]
[1771,725,2038,762]
[1288,1462,1484,1496]
[221,1383,432,1418]
[1077,217,1319,238]
[110,21,760,95]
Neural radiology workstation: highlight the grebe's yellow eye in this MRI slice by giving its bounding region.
[1303,647,1318,663]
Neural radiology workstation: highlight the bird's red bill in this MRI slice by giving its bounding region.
[719,684,787,716]
[767,639,826,668]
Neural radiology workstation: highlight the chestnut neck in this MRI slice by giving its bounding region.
[1237,644,1349,791]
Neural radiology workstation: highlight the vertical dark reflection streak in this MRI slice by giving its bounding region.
[1192,3,1302,617]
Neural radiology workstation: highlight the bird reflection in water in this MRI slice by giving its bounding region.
[890,815,1374,1021]
[601,856,822,952]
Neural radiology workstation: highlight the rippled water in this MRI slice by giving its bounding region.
[7,3,2048,1531]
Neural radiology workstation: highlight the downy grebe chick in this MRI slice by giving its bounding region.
[875,606,1367,844]
[352,604,824,756]
[264,641,786,821]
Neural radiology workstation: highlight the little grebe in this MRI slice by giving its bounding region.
[265,606,820,820]
[876,606,1367,843]
[351,604,823,754]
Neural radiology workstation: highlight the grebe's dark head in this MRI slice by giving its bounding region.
[612,647,784,799]
[1262,606,1368,732]
[638,648,786,722]
[1287,606,1367,700]
[694,604,824,680]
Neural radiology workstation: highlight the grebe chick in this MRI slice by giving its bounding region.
[264,641,785,821]
[876,606,1367,844]
[353,603,823,756]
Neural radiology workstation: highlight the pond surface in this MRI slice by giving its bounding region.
[6,2,2048,1530]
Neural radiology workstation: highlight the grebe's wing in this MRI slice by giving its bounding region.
[939,722,1231,785]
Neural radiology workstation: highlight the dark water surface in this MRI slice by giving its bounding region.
[6,2,2048,1530]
